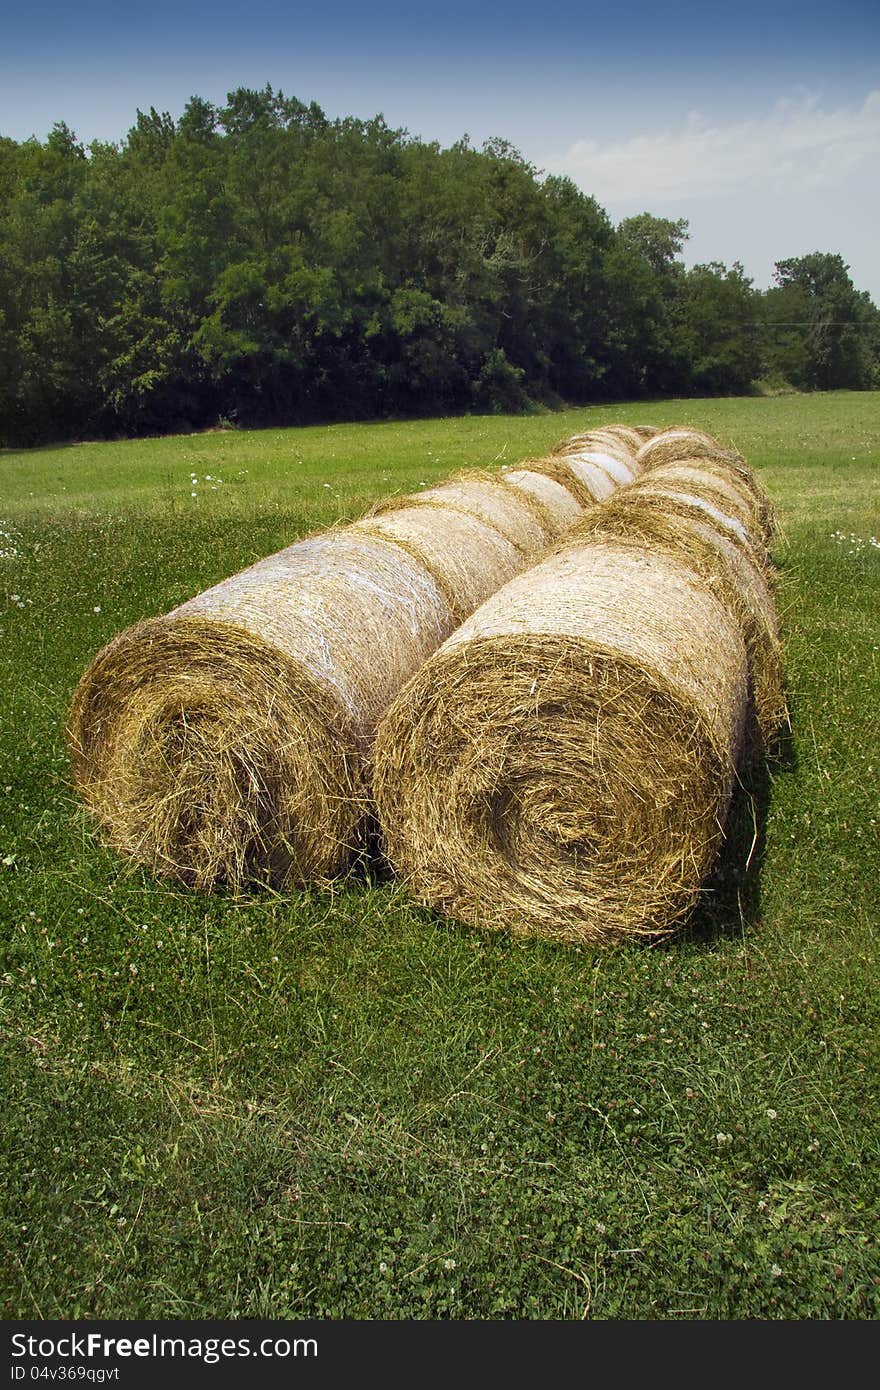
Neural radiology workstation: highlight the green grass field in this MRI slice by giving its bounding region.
[1,393,878,1319]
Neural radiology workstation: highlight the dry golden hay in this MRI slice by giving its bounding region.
[512,455,614,508]
[573,495,788,743]
[626,475,771,576]
[373,540,749,945]
[577,428,642,464]
[627,424,662,441]
[370,471,553,556]
[351,504,523,622]
[662,450,777,541]
[642,461,764,539]
[552,433,638,472]
[588,424,647,454]
[551,425,638,456]
[68,529,484,892]
[68,447,594,893]
[498,468,585,534]
[557,426,636,453]
[635,432,778,540]
[551,454,621,501]
[635,427,728,471]
[568,448,638,486]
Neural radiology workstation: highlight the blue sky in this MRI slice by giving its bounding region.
[2,1,878,301]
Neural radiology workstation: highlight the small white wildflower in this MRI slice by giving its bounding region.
[443,1258,456,1271]
[770,1263,783,1279]
[378,1261,388,1273]
[766,1108,777,1120]
[92,605,101,614]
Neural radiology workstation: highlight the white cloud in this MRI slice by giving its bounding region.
[545,90,880,204]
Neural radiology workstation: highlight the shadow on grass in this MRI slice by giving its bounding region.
[355,692,802,950]
[679,697,798,946]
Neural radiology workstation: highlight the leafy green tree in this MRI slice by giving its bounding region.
[603,214,691,396]
[536,176,615,400]
[682,261,761,395]
[762,253,879,390]
[1,96,877,446]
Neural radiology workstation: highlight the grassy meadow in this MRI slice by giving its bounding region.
[1,393,878,1320]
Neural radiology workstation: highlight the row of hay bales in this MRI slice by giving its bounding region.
[67,424,645,895]
[68,422,786,944]
[373,427,786,944]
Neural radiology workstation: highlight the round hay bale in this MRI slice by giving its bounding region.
[649,449,778,541]
[499,468,584,534]
[552,455,620,501]
[372,473,552,556]
[635,427,731,471]
[634,430,776,536]
[374,541,749,945]
[574,496,788,742]
[589,424,646,455]
[627,476,770,574]
[643,461,764,538]
[576,429,641,464]
[553,433,636,467]
[565,449,637,486]
[351,505,523,621]
[68,530,465,892]
[512,456,612,508]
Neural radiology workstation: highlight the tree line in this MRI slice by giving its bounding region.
[1,85,878,445]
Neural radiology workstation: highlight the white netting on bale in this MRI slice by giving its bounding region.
[500,469,585,532]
